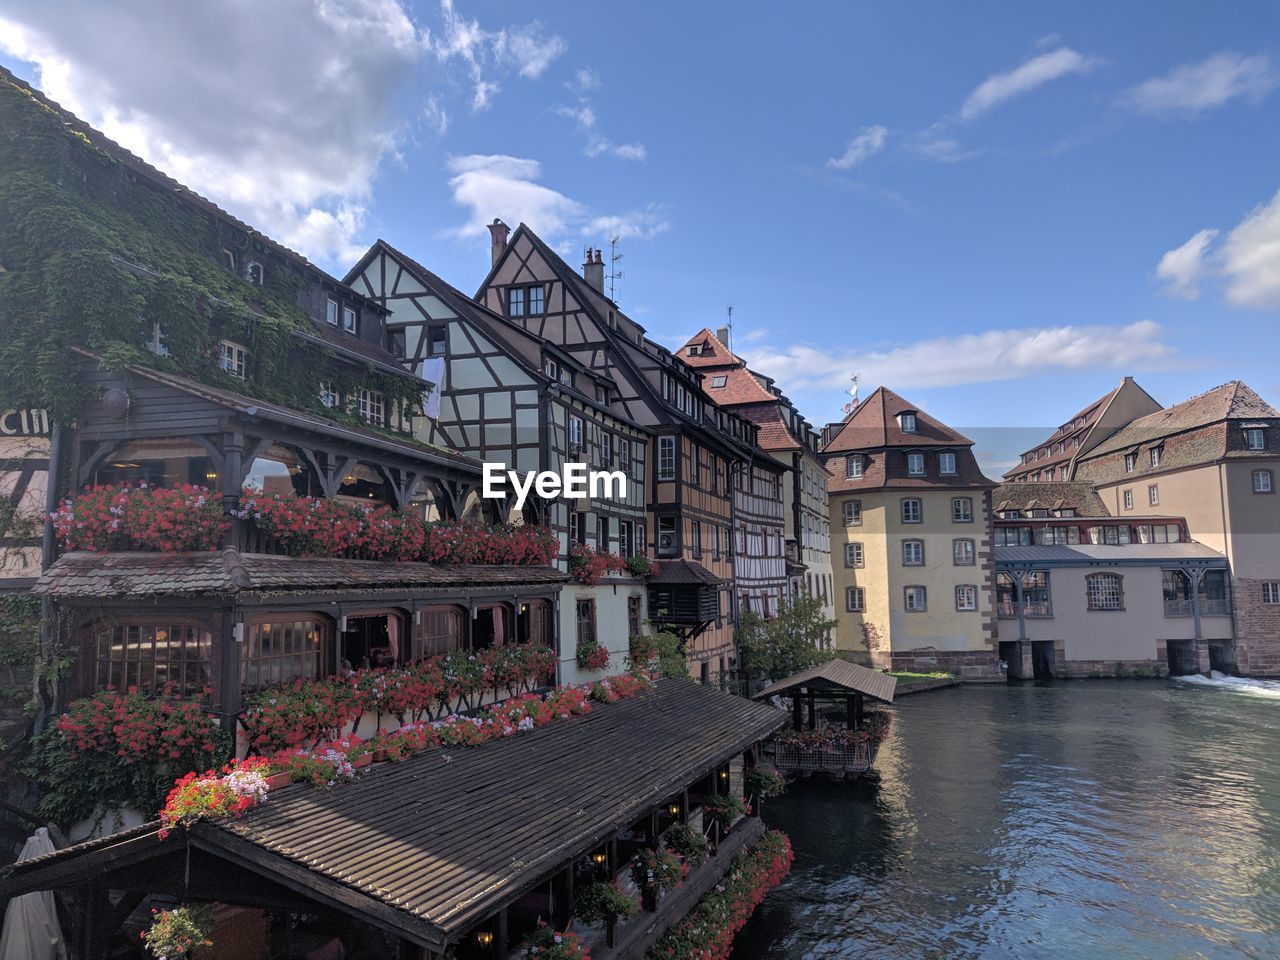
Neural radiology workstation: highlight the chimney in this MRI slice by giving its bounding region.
[715,325,730,347]
[487,219,510,268]
[583,247,604,293]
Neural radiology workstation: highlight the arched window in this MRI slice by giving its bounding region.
[243,444,322,498]
[242,614,330,692]
[413,605,465,659]
[1086,573,1124,611]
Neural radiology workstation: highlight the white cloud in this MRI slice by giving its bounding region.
[907,122,982,163]
[1155,191,1280,309]
[443,154,667,242]
[738,320,1175,392]
[556,67,647,161]
[961,47,1099,120]
[1121,52,1276,118]
[827,125,888,170]
[423,94,450,136]
[1156,228,1218,299]
[0,0,428,266]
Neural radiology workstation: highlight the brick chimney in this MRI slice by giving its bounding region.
[715,325,730,347]
[487,219,510,268]
[583,248,604,293]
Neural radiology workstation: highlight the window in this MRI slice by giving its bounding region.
[939,451,957,475]
[413,606,465,658]
[244,260,264,285]
[1124,453,1136,473]
[953,538,975,565]
[527,285,545,315]
[1090,524,1132,546]
[599,430,613,469]
[618,436,631,474]
[712,524,721,559]
[568,415,584,454]
[575,598,597,650]
[1086,573,1124,611]
[357,389,385,426]
[569,511,582,544]
[907,452,925,476]
[846,455,863,479]
[218,340,247,379]
[221,248,237,271]
[687,344,703,357]
[1254,469,1274,493]
[904,586,927,611]
[628,596,643,636]
[619,519,633,559]
[657,436,676,480]
[544,358,559,380]
[955,585,978,611]
[508,286,526,317]
[1150,446,1162,468]
[1123,489,1133,510]
[598,515,610,551]
[845,586,865,612]
[1059,508,1076,517]
[426,325,447,357]
[145,322,169,357]
[1148,484,1159,506]
[690,445,701,487]
[690,520,702,557]
[342,306,357,333]
[657,515,678,556]
[242,618,325,693]
[901,498,922,523]
[94,622,212,698]
[326,298,339,326]
[1246,428,1266,451]
[902,539,925,566]
[845,542,864,568]
[952,497,973,523]
[843,499,862,525]
[899,412,917,433]
[318,382,339,408]
[1044,467,1055,482]
[711,376,727,388]
[1263,582,1280,605]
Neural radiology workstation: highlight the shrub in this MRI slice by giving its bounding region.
[623,554,657,578]
[703,793,746,830]
[577,641,611,671]
[631,847,687,894]
[666,823,711,868]
[524,923,589,959]
[747,767,787,799]
[575,881,640,925]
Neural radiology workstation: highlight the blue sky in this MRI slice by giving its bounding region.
[3,1,1279,471]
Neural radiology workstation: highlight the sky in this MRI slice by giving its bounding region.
[3,0,1279,474]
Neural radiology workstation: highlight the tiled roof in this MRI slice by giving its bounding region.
[822,387,974,452]
[680,327,735,368]
[678,328,776,404]
[35,550,567,599]
[753,658,897,703]
[1086,381,1278,459]
[648,559,724,586]
[993,482,1108,516]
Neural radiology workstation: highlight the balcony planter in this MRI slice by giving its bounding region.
[264,771,292,791]
[351,753,372,769]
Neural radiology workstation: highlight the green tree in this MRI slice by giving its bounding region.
[736,594,836,693]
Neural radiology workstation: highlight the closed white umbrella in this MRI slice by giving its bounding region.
[0,828,67,960]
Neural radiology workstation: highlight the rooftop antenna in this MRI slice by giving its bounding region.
[850,373,860,402]
[725,305,733,351]
[607,236,624,301]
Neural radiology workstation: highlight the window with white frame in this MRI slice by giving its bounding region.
[843,499,862,525]
[357,389,385,426]
[1254,469,1274,493]
[952,497,973,523]
[145,322,169,357]
[568,415,584,454]
[1148,484,1160,506]
[1246,428,1266,451]
[939,451,957,475]
[953,538,975,565]
[904,585,927,611]
[902,539,924,566]
[218,340,247,379]
[1263,582,1280,605]
[901,498,922,523]
[907,452,925,476]
[1123,489,1133,510]
[326,298,339,326]
[342,305,356,333]
[899,412,917,433]
[1086,573,1124,611]
[657,436,676,481]
[711,375,727,388]
[846,586,865,612]
[1150,446,1162,468]
[845,542,864,568]
[955,585,978,611]
[1124,453,1136,473]
[318,382,339,408]
[846,455,863,479]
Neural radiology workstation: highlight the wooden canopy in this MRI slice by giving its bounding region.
[0,680,785,951]
[752,659,897,704]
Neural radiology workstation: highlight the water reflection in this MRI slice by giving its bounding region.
[733,681,1280,960]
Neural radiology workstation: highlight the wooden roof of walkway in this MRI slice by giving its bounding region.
[752,659,897,704]
[1,679,785,950]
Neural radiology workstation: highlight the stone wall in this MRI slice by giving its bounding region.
[1233,577,1280,676]
[888,648,1004,681]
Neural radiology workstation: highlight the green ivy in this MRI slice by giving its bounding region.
[0,75,421,429]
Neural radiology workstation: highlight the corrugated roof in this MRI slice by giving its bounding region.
[994,542,1226,565]
[35,550,566,599]
[752,659,897,704]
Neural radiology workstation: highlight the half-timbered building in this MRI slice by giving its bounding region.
[476,223,763,682]
[345,240,650,681]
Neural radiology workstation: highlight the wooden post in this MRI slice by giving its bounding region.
[844,693,855,730]
[792,693,802,731]
[807,689,816,730]
[553,867,574,929]
[855,692,864,728]
[496,909,509,958]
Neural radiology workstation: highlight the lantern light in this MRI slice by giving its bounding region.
[591,851,608,866]
[667,802,681,817]
[476,931,494,947]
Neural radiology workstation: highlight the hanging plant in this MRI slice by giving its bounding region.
[575,881,640,925]
[141,905,216,959]
[666,823,712,868]
[703,793,747,830]
[747,767,787,799]
[624,554,658,578]
[568,543,627,584]
[630,847,688,894]
[576,640,611,672]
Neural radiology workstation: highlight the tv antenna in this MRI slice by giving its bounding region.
[724,305,733,350]
[607,236,624,301]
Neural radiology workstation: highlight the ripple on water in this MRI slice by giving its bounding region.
[731,681,1280,960]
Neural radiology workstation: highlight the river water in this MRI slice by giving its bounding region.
[733,677,1280,960]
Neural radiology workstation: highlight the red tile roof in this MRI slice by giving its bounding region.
[822,387,974,452]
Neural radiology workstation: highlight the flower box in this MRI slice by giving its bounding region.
[351,753,372,769]
[264,771,292,791]
[371,749,389,763]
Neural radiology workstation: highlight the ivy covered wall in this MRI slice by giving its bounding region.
[0,72,421,429]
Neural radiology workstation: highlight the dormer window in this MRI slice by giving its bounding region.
[319,382,340,408]
[326,298,339,326]
[218,340,247,379]
[544,358,560,380]
[244,260,264,286]
[711,376,727,388]
[907,452,925,476]
[1124,453,1136,473]
[899,412,917,433]
[1246,428,1267,451]
[939,451,957,475]
[357,389,385,427]
[688,344,703,357]
[846,455,863,479]
[221,249,237,272]
[1149,446,1162,468]
[342,306,356,333]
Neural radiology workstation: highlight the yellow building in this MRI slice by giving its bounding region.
[822,388,1001,679]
